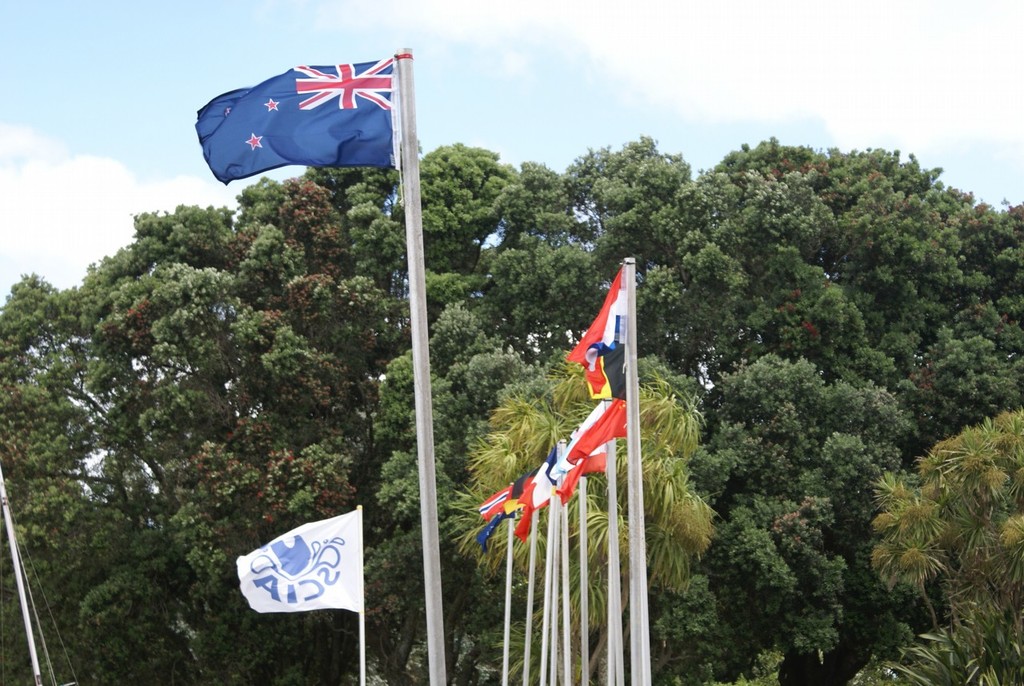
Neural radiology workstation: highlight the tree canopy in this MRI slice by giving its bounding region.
[2,137,1023,684]
[873,410,1024,683]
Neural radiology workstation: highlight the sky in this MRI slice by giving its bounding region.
[2,0,1022,298]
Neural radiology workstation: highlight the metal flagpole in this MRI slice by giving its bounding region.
[561,490,572,686]
[623,258,652,684]
[579,476,589,685]
[394,49,447,686]
[549,488,561,685]
[357,506,366,686]
[605,438,625,686]
[0,462,43,686]
[502,511,515,686]
[523,509,539,686]
[539,489,556,686]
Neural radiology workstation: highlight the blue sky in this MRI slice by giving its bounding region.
[2,0,1022,297]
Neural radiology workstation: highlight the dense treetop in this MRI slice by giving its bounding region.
[1,138,1022,685]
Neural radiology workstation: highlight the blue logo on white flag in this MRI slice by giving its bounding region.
[248,534,347,606]
[238,509,363,613]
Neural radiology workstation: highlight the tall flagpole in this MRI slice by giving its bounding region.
[579,476,589,685]
[601,406,625,686]
[560,491,572,686]
[523,509,539,686]
[549,489,561,685]
[606,438,625,686]
[539,492,556,686]
[502,513,515,686]
[395,49,447,686]
[0,462,43,686]
[624,258,652,684]
[357,505,366,686]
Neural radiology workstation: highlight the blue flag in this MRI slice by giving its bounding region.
[196,58,396,184]
[477,510,514,552]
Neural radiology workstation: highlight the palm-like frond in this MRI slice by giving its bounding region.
[873,410,1024,650]
[451,359,713,671]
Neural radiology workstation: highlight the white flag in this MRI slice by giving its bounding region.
[237,509,363,613]
[553,401,607,477]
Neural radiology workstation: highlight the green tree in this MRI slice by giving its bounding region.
[454,364,712,683]
[419,144,516,276]
[568,138,1024,683]
[0,277,101,685]
[873,410,1024,683]
[5,135,1024,684]
[565,136,693,275]
[473,238,604,362]
[693,355,916,685]
[493,161,578,248]
[888,614,1024,686]
[371,303,541,684]
[0,183,408,683]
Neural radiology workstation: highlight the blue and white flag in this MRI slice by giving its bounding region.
[237,509,363,613]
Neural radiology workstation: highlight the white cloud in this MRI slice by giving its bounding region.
[321,0,1024,157]
[0,124,67,162]
[1,123,238,294]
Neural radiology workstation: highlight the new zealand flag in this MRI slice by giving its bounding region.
[196,58,396,183]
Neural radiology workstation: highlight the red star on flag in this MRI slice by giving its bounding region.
[264,99,279,111]
[246,133,263,150]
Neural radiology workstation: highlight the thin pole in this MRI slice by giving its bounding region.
[539,492,556,686]
[0,462,43,686]
[560,492,571,686]
[624,258,651,684]
[579,476,589,685]
[523,509,539,686]
[502,515,515,686]
[359,606,366,686]
[606,439,625,686]
[357,505,366,686]
[395,49,447,686]
[549,490,560,685]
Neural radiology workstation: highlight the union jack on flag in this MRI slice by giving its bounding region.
[295,58,394,111]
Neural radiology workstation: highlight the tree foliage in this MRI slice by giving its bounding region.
[2,136,1023,684]
[453,365,711,683]
[873,410,1024,684]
